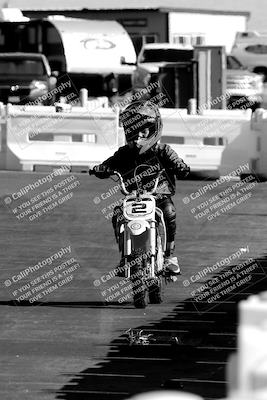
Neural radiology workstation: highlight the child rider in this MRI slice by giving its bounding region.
[92,100,190,276]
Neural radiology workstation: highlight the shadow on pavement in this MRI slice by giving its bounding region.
[0,301,132,309]
[48,255,267,400]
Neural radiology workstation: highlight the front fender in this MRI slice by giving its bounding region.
[127,220,150,236]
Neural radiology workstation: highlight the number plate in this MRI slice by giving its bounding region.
[8,96,20,103]
[131,203,147,214]
[124,198,154,219]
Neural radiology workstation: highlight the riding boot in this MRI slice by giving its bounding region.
[164,241,181,275]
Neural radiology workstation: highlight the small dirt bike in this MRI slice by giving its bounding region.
[90,165,168,308]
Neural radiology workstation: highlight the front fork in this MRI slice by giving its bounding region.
[123,221,156,279]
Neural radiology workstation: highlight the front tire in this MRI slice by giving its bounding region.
[132,273,147,308]
[133,288,147,309]
[148,278,162,304]
[130,249,148,309]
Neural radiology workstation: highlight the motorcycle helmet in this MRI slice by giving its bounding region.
[120,100,162,154]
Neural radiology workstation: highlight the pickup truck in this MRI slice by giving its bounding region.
[0,53,57,105]
[133,43,263,110]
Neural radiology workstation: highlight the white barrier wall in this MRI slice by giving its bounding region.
[160,108,254,177]
[0,104,264,177]
[251,108,267,178]
[226,292,267,400]
[2,104,123,171]
[0,113,7,170]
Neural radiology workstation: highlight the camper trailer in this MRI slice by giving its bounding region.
[0,15,137,97]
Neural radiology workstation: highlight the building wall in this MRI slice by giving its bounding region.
[168,12,247,52]
[7,0,267,31]
[161,0,265,32]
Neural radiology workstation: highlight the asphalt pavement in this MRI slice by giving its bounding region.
[0,172,267,400]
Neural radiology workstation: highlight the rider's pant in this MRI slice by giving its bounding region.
[156,196,176,243]
[111,196,176,253]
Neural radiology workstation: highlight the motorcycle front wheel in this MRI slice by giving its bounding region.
[130,249,148,309]
[148,278,162,304]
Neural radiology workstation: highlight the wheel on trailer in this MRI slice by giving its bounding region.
[148,278,162,304]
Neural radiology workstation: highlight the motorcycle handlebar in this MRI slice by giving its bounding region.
[115,169,165,196]
[112,171,129,195]
[88,168,129,195]
[89,167,166,196]
[88,167,114,176]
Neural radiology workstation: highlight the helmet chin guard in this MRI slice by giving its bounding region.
[138,134,159,154]
[120,100,162,154]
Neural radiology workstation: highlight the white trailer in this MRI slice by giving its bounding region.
[43,16,136,75]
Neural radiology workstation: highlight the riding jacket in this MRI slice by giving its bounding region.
[100,143,189,196]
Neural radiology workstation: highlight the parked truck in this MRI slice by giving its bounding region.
[231,31,267,80]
